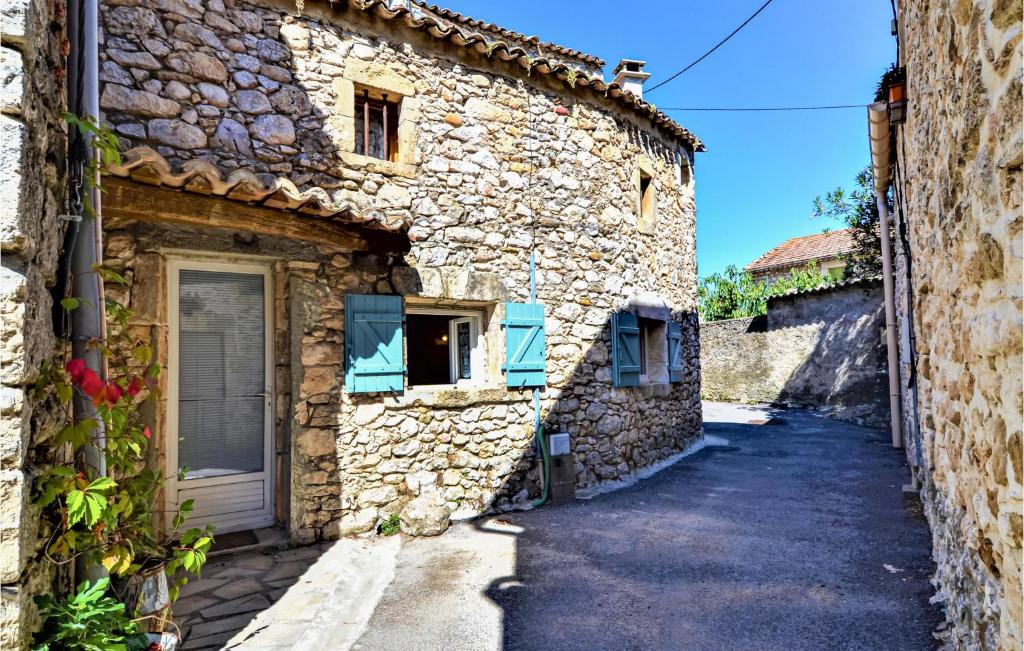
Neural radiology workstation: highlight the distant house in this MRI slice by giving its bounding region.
[745,229,856,283]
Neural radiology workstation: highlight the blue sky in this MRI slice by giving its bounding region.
[434,0,896,278]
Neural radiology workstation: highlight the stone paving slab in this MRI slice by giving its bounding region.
[175,537,400,650]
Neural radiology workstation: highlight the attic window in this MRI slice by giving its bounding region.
[355,87,400,161]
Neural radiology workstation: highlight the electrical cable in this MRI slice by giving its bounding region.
[660,104,866,112]
[646,0,776,95]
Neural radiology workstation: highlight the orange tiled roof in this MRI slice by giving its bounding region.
[352,1,704,151]
[745,228,856,273]
[416,3,605,68]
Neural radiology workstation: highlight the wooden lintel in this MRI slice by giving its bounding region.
[103,177,376,251]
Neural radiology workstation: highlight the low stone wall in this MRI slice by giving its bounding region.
[700,279,888,427]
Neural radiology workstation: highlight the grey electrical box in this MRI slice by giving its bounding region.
[545,432,575,505]
[548,432,571,456]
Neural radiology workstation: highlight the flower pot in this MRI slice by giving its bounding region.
[112,562,172,633]
[144,631,180,651]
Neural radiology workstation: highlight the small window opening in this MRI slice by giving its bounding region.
[639,170,655,221]
[638,317,668,384]
[406,312,480,387]
[355,87,400,161]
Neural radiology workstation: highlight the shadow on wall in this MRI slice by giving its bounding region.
[773,283,889,427]
[699,280,889,428]
[340,293,705,507]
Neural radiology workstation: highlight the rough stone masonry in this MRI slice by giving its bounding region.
[0,0,70,645]
[899,1,1022,648]
[96,0,704,547]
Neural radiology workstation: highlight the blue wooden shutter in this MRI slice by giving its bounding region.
[503,302,546,388]
[667,321,684,383]
[612,311,641,387]
[344,294,405,394]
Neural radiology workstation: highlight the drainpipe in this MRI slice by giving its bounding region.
[867,102,903,449]
[67,0,107,580]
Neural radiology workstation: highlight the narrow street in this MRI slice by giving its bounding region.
[354,403,941,650]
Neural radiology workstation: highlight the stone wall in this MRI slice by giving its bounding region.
[0,0,68,645]
[700,280,889,427]
[898,1,1022,648]
[97,0,703,544]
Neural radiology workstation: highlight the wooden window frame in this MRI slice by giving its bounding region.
[354,87,401,162]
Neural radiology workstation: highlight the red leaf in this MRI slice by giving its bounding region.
[65,359,87,384]
[126,376,143,397]
[142,426,151,440]
[79,368,105,398]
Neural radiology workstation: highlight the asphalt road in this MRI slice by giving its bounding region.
[354,403,941,651]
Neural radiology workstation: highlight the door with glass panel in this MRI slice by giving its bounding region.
[167,260,274,534]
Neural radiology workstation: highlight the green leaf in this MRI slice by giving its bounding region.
[86,477,117,492]
[83,492,106,527]
[55,381,72,404]
[91,265,126,285]
[66,490,87,526]
[60,297,81,311]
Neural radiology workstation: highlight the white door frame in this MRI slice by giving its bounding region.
[165,257,275,534]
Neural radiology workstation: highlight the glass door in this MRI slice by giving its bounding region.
[167,260,274,534]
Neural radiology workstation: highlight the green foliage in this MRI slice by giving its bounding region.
[378,513,401,536]
[875,63,905,103]
[698,262,831,321]
[32,578,145,651]
[812,166,893,280]
[35,115,213,609]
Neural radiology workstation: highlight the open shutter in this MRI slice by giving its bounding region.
[503,302,546,388]
[612,311,641,387]
[667,321,684,383]
[344,294,405,394]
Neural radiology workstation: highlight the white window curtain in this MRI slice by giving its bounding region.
[178,270,265,478]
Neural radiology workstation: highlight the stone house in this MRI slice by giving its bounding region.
[745,228,856,283]
[91,0,704,544]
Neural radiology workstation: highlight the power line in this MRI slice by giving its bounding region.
[660,103,867,112]
[646,0,776,95]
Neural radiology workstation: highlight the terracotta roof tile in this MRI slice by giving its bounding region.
[745,228,856,273]
[768,275,881,300]
[415,3,605,68]
[352,0,704,151]
[106,147,409,231]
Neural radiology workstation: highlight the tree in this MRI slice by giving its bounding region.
[698,262,831,322]
[812,166,894,280]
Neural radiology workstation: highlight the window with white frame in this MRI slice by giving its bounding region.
[406,308,484,388]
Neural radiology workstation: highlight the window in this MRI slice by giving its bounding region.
[406,309,483,388]
[675,148,692,187]
[638,317,668,384]
[638,169,656,232]
[354,87,400,161]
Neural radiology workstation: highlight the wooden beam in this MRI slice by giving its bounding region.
[103,178,377,251]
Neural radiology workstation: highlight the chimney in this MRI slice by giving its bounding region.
[612,59,650,99]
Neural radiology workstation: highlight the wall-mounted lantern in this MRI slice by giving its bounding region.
[887,71,907,125]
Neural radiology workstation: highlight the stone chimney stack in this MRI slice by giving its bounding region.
[612,59,651,99]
